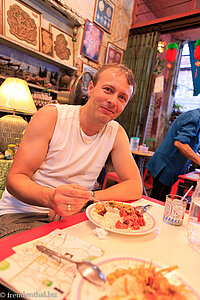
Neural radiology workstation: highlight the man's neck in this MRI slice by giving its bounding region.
[80,105,105,136]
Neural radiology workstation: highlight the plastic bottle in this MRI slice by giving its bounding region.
[187,177,200,253]
[130,137,140,151]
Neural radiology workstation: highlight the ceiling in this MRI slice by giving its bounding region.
[172,27,200,42]
[135,0,200,41]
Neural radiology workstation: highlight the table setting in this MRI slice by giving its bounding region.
[0,196,199,299]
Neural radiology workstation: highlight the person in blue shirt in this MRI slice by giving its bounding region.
[146,108,200,201]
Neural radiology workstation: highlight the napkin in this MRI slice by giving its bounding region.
[92,227,108,239]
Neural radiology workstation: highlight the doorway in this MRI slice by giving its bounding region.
[174,43,200,112]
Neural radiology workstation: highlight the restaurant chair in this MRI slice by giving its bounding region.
[143,168,153,189]
[102,171,121,189]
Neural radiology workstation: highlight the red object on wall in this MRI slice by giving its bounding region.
[165,43,178,79]
[194,39,200,78]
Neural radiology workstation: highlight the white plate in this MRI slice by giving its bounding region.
[70,257,199,300]
[86,203,156,235]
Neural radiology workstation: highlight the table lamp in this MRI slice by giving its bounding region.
[0,77,37,153]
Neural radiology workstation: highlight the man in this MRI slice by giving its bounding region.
[146,108,200,201]
[0,64,142,238]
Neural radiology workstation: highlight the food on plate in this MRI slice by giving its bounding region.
[99,263,195,300]
[95,201,146,230]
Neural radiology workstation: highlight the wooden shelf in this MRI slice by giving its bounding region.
[36,0,82,27]
[0,75,59,94]
[0,34,76,75]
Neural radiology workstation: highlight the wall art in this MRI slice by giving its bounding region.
[93,0,115,34]
[83,63,97,78]
[40,27,53,57]
[0,0,3,34]
[80,19,103,63]
[4,0,41,51]
[50,24,73,66]
[105,42,123,64]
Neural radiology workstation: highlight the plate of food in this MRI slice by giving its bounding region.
[70,257,199,300]
[86,201,156,235]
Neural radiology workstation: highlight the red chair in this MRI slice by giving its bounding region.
[102,171,121,189]
[143,168,153,189]
[170,180,194,197]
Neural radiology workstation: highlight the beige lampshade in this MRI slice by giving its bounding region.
[0,77,37,115]
[0,78,37,153]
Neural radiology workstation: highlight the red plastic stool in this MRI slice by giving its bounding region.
[143,168,153,189]
[170,180,194,197]
[102,172,121,189]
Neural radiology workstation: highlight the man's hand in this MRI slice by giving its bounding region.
[49,183,91,219]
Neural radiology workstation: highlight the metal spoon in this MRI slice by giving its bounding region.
[134,204,152,214]
[36,245,106,286]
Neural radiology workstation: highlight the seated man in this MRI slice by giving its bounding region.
[146,108,200,201]
[0,64,142,238]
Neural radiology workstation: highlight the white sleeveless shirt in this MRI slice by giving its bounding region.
[0,104,119,214]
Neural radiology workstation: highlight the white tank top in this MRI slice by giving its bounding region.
[0,104,119,214]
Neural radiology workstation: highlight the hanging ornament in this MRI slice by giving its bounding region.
[165,42,178,79]
[157,41,166,53]
[194,39,200,78]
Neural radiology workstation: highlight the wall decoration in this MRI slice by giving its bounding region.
[93,0,115,34]
[194,39,200,78]
[83,63,97,78]
[4,0,41,51]
[105,42,123,64]
[40,27,53,57]
[80,19,103,63]
[165,42,178,79]
[50,24,73,66]
[0,0,3,34]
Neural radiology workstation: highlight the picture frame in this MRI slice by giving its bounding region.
[93,0,115,34]
[50,24,73,67]
[4,0,41,51]
[83,63,97,78]
[40,27,53,57]
[105,42,123,64]
[0,0,3,34]
[80,19,103,63]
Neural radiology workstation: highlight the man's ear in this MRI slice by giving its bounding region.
[88,81,94,97]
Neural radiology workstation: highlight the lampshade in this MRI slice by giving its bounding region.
[0,78,37,153]
[0,77,37,115]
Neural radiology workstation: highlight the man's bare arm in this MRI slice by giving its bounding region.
[174,140,200,165]
[6,105,91,217]
[95,125,143,201]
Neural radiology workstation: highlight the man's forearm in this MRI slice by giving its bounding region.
[94,179,143,202]
[6,174,54,208]
[174,141,200,165]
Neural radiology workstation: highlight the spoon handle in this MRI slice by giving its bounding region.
[36,245,75,263]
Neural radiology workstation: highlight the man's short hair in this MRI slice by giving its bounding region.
[93,64,136,96]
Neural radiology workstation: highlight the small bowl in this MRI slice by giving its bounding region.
[142,146,149,152]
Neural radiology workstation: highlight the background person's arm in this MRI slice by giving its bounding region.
[6,105,91,217]
[95,125,143,202]
[174,140,200,165]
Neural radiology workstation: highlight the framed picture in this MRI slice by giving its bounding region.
[50,24,73,67]
[105,42,123,64]
[0,0,3,34]
[4,0,41,51]
[83,64,97,78]
[80,19,103,63]
[40,27,53,57]
[93,0,115,34]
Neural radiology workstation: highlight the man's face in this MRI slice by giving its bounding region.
[87,68,133,124]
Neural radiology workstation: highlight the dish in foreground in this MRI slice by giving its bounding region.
[70,257,199,300]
